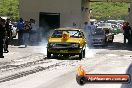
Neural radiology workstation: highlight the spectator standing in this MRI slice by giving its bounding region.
[4,19,11,53]
[73,22,77,28]
[84,22,93,47]
[17,18,24,45]
[90,22,96,30]
[30,19,38,45]
[123,22,132,44]
[0,18,6,58]
[23,21,31,47]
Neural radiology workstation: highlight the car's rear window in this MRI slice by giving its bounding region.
[51,30,82,38]
[92,28,104,35]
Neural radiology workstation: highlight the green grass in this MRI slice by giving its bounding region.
[0,0,19,21]
[90,2,129,20]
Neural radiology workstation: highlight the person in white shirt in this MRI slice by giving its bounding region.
[84,22,93,47]
[90,22,96,30]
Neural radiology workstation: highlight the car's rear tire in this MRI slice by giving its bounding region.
[83,49,85,58]
[79,51,83,60]
[47,50,51,58]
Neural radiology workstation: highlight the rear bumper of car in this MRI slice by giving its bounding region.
[92,43,105,46]
[92,41,105,46]
[47,48,82,54]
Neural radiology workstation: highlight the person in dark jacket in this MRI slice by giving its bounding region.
[23,21,31,47]
[17,18,24,45]
[123,22,132,44]
[0,18,6,58]
[4,19,11,53]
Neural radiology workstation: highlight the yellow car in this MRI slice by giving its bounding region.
[47,28,86,59]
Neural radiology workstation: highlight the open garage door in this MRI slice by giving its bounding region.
[39,12,60,29]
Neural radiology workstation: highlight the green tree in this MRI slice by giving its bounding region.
[0,0,19,21]
[90,2,129,20]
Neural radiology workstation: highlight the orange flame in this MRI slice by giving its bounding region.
[77,65,86,76]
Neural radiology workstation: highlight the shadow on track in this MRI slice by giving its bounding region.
[46,55,81,60]
[92,42,132,51]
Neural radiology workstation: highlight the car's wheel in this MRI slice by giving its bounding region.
[79,51,83,60]
[83,49,85,58]
[47,50,51,58]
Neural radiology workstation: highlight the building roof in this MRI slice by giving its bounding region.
[90,0,131,3]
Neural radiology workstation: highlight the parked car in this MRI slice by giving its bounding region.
[47,28,87,59]
[11,24,17,38]
[103,28,114,43]
[97,23,112,28]
[91,28,107,46]
[97,23,114,43]
[112,24,122,34]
